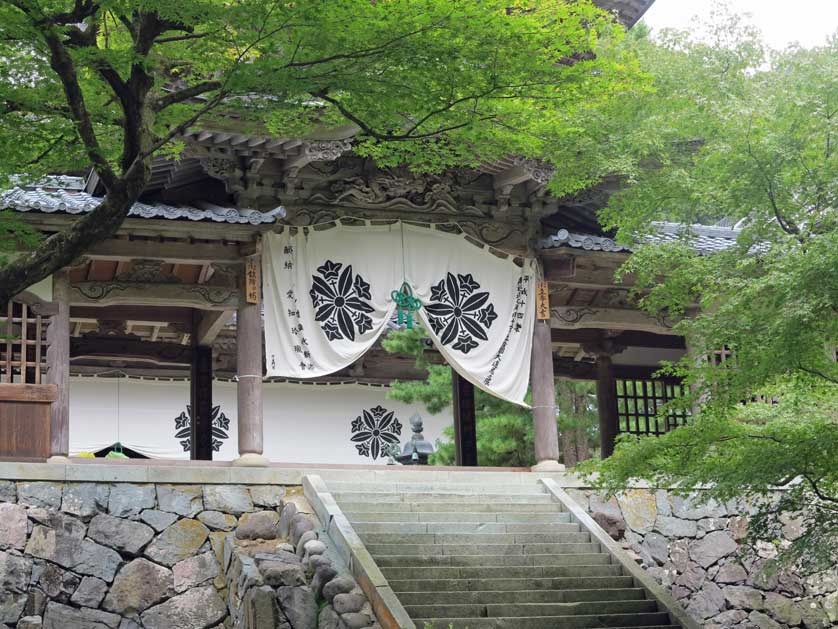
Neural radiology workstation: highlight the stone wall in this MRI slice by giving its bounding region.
[567,487,837,629]
[223,500,380,629]
[0,479,376,629]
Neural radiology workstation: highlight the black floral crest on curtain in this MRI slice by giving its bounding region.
[310,260,374,341]
[426,272,498,353]
[174,405,230,452]
[350,405,402,460]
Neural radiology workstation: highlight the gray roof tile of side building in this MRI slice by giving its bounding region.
[1,187,283,225]
[539,222,748,255]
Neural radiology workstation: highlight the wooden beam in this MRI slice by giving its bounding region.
[531,318,559,466]
[451,370,477,467]
[71,337,192,365]
[542,255,576,280]
[596,355,619,459]
[47,271,70,459]
[85,239,243,264]
[194,310,234,346]
[615,330,686,349]
[551,329,686,349]
[190,344,213,461]
[70,282,239,310]
[553,357,682,382]
[551,306,679,335]
[541,247,630,264]
[236,297,265,461]
[545,264,632,290]
[493,164,533,189]
[19,214,270,243]
[71,306,193,325]
[0,383,57,403]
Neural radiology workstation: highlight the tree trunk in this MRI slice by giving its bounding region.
[575,425,591,462]
[0,168,148,306]
[562,433,578,468]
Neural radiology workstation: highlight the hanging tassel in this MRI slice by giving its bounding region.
[391,281,422,329]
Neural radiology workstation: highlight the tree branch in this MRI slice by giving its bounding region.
[745,117,801,237]
[139,90,228,160]
[154,32,209,44]
[8,0,119,190]
[152,81,223,112]
[795,364,838,384]
[25,134,71,165]
[313,90,494,141]
[33,0,96,26]
[802,473,838,505]
[283,21,445,69]
[0,192,133,306]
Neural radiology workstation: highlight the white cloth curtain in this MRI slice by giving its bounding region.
[262,223,536,405]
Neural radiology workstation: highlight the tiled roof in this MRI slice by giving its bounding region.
[595,0,656,28]
[1,188,283,225]
[645,222,748,254]
[539,222,746,255]
[538,229,629,253]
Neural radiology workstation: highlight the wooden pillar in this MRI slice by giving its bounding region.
[596,353,619,459]
[451,369,477,466]
[234,297,267,466]
[531,318,561,469]
[190,342,213,461]
[46,271,70,462]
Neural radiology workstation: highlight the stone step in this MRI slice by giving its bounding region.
[379,564,624,581]
[326,481,548,493]
[363,534,601,547]
[344,511,575,524]
[412,613,674,628]
[373,553,612,568]
[332,491,555,503]
[406,599,659,619]
[397,588,646,606]
[354,522,590,536]
[366,542,605,556]
[387,576,637,593]
[340,501,564,513]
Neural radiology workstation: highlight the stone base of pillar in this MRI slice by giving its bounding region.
[531,459,565,472]
[47,455,71,464]
[232,453,269,467]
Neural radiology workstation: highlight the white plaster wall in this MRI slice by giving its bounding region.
[68,377,452,464]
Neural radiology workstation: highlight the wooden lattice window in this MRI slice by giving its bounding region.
[1,299,54,384]
[615,378,689,436]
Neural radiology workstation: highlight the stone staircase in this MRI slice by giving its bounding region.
[326,478,684,629]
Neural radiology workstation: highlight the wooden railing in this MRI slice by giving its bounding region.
[0,294,58,458]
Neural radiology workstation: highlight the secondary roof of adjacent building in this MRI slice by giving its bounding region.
[538,222,748,255]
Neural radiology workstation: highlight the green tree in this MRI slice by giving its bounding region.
[556,379,597,465]
[0,0,641,304]
[382,328,597,467]
[579,14,838,573]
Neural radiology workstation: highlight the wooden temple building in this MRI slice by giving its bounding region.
[0,0,737,468]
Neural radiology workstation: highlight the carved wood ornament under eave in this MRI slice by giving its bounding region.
[69,260,239,310]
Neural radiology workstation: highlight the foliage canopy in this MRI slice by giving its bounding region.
[0,0,640,303]
[580,16,838,573]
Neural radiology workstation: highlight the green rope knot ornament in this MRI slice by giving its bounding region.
[391,281,422,329]
[105,442,128,459]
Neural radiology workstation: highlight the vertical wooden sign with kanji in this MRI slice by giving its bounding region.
[536,281,550,321]
[245,255,260,304]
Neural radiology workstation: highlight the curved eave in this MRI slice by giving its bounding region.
[1,188,282,226]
